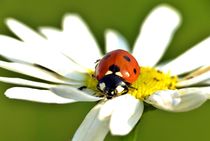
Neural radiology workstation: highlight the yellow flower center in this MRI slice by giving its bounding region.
[130,67,177,100]
[85,67,177,100]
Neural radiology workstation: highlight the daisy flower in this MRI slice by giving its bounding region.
[0,4,210,141]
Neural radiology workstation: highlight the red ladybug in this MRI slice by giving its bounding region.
[95,49,140,98]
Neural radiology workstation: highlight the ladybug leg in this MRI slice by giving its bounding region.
[95,92,107,98]
[121,86,129,95]
[78,86,87,90]
[94,59,100,74]
[96,84,107,97]
[129,86,138,90]
[95,59,101,64]
[127,83,138,90]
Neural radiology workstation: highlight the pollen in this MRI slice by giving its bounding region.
[84,69,98,91]
[130,67,178,100]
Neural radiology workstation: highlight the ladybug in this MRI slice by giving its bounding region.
[95,49,140,98]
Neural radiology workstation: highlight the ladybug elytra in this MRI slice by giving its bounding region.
[95,49,140,98]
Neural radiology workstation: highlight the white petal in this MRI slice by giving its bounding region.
[3,19,88,78]
[0,35,86,80]
[50,85,101,102]
[6,18,45,43]
[199,87,210,99]
[0,76,55,88]
[60,14,102,69]
[105,29,130,53]
[133,4,181,67]
[109,94,143,135]
[161,37,210,75]
[38,27,89,77]
[73,102,109,141]
[99,94,143,135]
[99,95,121,120]
[0,60,66,83]
[0,35,23,61]
[201,79,210,85]
[5,87,75,104]
[145,88,210,112]
[38,27,61,40]
[39,23,101,70]
[177,69,210,87]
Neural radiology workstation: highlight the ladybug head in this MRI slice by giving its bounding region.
[97,74,128,98]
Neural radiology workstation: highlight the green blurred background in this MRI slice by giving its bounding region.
[1,0,210,141]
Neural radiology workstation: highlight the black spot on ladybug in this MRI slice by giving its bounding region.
[109,64,120,73]
[133,68,137,74]
[104,54,111,60]
[123,55,131,62]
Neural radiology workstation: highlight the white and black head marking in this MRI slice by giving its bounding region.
[97,64,129,99]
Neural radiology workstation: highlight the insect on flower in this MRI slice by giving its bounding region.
[94,49,140,99]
